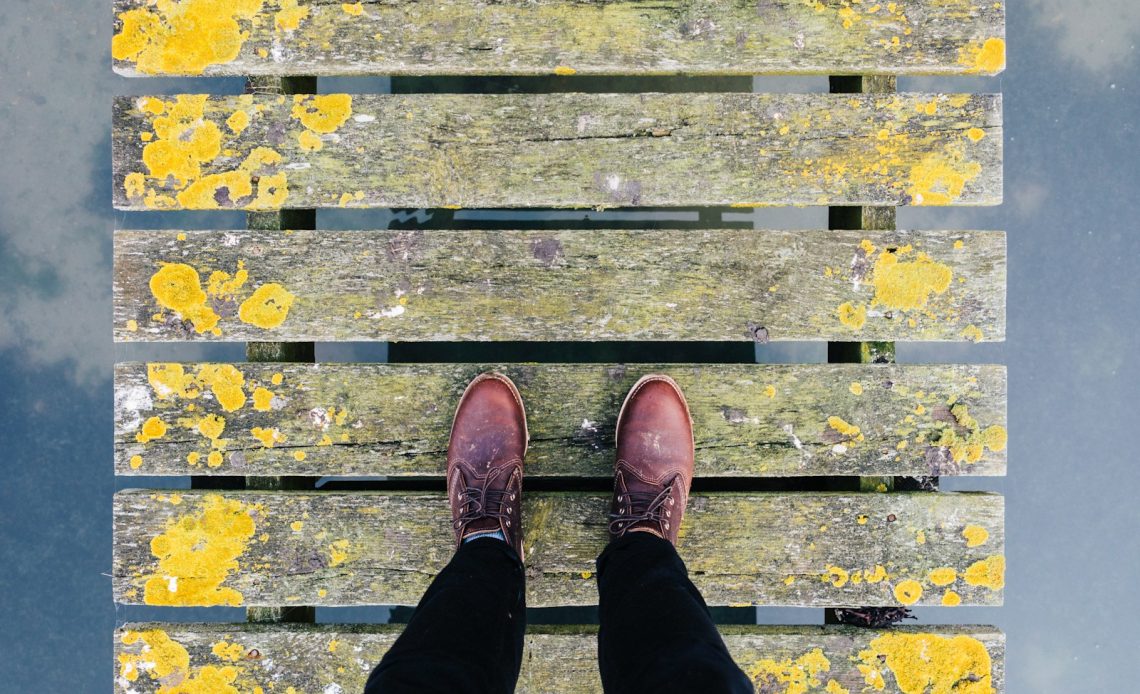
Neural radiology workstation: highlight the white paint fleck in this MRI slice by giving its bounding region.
[116,385,153,433]
[353,114,376,123]
[286,162,312,170]
[782,424,804,450]
[166,576,178,593]
[832,444,848,455]
[581,419,598,432]
[309,407,332,430]
[606,174,622,191]
[378,305,406,318]
[222,233,242,247]
[323,685,344,694]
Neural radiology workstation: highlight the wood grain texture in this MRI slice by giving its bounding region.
[115,362,1008,478]
[111,0,1007,77]
[112,92,1002,210]
[113,229,1006,342]
[113,490,1005,608]
[113,623,1005,693]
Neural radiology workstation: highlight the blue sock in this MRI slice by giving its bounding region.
[463,530,506,543]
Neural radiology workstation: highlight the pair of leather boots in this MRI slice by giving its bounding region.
[447,372,693,559]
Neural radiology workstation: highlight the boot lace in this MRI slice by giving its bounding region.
[608,482,674,535]
[453,467,517,531]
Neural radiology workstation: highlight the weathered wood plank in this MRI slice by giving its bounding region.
[112,93,1002,210]
[111,0,1007,78]
[113,229,1006,342]
[114,623,1005,693]
[115,362,1008,478]
[113,490,1005,608]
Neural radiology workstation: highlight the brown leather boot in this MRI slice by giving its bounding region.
[447,372,528,558]
[609,374,694,545]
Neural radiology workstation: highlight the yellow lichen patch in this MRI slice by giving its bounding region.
[822,565,849,588]
[966,128,986,142]
[342,2,364,15]
[239,283,296,329]
[290,520,304,532]
[139,95,222,185]
[251,426,285,448]
[827,416,864,442]
[961,324,985,342]
[136,416,168,443]
[870,247,953,311]
[963,555,1005,590]
[554,65,577,75]
[297,129,323,151]
[959,37,1007,74]
[211,640,245,662]
[941,590,962,607]
[207,264,249,301]
[915,530,926,545]
[275,0,310,31]
[928,567,957,586]
[112,0,264,75]
[124,172,147,199]
[893,579,923,605]
[144,494,259,606]
[197,364,247,412]
[849,382,863,396]
[149,263,221,334]
[187,452,202,466]
[130,455,144,470]
[194,414,226,442]
[293,451,307,461]
[862,565,889,584]
[271,372,284,386]
[226,110,250,135]
[118,629,190,685]
[207,451,224,468]
[857,633,994,694]
[252,387,276,412]
[291,94,353,134]
[329,539,352,566]
[962,525,989,548]
[174,147,289,210]
[825,681,849,694]
[764,384,777,399]
[907,145,983,206]
[746,647,832,694]
[837,301,866,329]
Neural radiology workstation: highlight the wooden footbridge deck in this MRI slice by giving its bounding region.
[111,1,1007,691]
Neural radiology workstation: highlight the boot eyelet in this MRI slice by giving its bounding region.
[510,495,516,501]
[668,498,674,505]
[666,510,671,517]
[506,520,511,527]
[506,507,512,513]
[664,522,670,530]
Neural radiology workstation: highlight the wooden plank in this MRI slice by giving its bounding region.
[113,490,1005,608]
[111,92,1003,210]
[115,362,1008,478]
[113,229,1006,342]
[111,0,1007,78]
[114,623,1005,693]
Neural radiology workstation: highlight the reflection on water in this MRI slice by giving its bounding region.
[1,3,1138,692]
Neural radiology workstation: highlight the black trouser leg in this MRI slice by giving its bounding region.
[365,537,526,694]
[596,532,753,694]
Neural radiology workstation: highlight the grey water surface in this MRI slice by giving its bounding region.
[1,1,1138,691]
